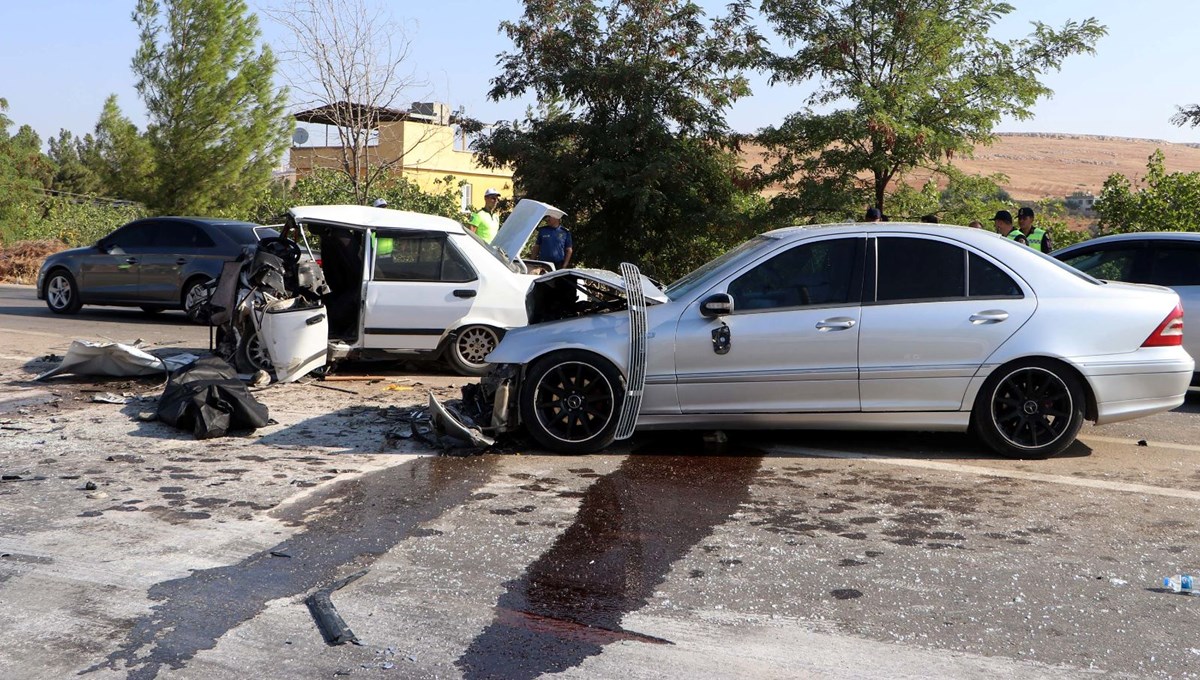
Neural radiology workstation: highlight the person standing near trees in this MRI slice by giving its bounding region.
[530,212,573,270]
[469,188,502,243]
[992,210,1026,245]
[1017,206,1053,253]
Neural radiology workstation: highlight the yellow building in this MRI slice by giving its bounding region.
[288,102,513,211]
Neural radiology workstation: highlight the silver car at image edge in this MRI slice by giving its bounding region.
[1052,231,1200,385]
[468,223,1193,459]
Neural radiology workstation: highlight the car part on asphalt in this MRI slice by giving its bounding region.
[35,339,197,381]
[306,569,369,646]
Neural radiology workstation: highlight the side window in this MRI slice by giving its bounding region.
[728,238,858,312]
[155,223,215,249]
[106,222,156,251]
[1060,246,1142,282]
[374,234,445,281]
[876,237,965,302]
[1150,243,1200,286]
[969,253,1022,297]
[441,241,476,282]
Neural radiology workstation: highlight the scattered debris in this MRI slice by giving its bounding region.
[1138,439,1148,446]
[269,550,292,558]
[83,481,97,491]
[91,393,127,404]
[36,340,197,381]
[306,569,369,646]
[310,382,358,395]
[135,411,157,422]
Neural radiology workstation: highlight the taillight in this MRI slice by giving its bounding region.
[1142,304,1184,347]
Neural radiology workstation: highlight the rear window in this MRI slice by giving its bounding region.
[219,223,275,245]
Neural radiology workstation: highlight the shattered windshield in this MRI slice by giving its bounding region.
[664,235,777,301]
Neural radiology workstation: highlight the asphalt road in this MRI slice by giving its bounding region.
[2,283,1200,679]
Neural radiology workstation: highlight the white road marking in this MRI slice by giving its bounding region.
[768,444,1200,501]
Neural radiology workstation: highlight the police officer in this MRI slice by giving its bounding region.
[1017,206,1053,253]
[530,212,573,270]
[469,188,502,243]
[992,210,1026,245]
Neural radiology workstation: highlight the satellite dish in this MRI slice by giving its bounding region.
[292,128,309,145]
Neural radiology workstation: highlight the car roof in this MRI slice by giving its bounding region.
[1054,231,1200,253]
[137,216,262,229]
[287,205,466,233]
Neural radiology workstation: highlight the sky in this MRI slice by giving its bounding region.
[2,0,1198,149]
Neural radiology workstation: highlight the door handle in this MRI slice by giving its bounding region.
[453,289,477,298]
[969,310,1010,324]
[816,317,856,331]
[175,258,187,265]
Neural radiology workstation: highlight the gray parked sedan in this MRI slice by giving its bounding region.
[37,217,276,321]
[1053,232,1200,385]
[463,223,1192,460]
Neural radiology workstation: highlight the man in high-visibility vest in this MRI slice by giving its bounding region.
[992,210,1026,245]
[1017,206,1054,253]
[469,188,501,243]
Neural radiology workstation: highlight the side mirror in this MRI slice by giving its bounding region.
[699,293,734,318]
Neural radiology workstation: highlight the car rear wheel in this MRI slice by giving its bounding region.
[45,270,82,314]
[182,276,212,324]
[972,359,1085,459]
[519,351,623,455]
[140,306,165,314]
[446,325,502,376]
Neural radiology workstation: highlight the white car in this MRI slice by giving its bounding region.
[462,223,1193,459]
[287,200,562,375]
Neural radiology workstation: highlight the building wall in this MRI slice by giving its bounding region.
[289,119,512,210]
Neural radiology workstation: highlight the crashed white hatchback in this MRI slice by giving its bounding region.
[282,200,563,375]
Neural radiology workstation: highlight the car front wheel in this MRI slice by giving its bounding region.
[519,351,624,455]
[446,325,502,376]
[45,270,82,314]
[972,359,1085,459]
[182,276,213,324]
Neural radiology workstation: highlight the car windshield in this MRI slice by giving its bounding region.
[1045,248,1103,284]
[665,234,778,300]
[464,227,522,273]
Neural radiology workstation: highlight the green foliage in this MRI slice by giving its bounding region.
[757,0,1106,220]
[1094,150,1200,235]
[91,96,158,204]
[1,196,147,246]
[132,0,291,215]
[476,0,764,280]
[0,98,51,229]
[246,168,464,225]
[47,129,103,197]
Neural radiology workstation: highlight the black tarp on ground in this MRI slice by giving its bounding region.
[157,357,270,439]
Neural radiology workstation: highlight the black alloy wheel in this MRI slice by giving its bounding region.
[973,360,1085,459]
[519,351,623,455]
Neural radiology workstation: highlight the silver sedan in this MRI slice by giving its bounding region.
[478,223,1193,459]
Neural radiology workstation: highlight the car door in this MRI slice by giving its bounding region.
[673,236,864,413]
[139,221,217,304]
[361,230,479,350]
[857,235,1035,411]
[78,221,156,302]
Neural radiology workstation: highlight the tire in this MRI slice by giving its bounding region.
[44,270,82,314]
[140,306,166,314]
[445,325,502,377]
[181,276,213,324]
[236,330,273,374]
[972,359,1085,459]
[519,350,624,455]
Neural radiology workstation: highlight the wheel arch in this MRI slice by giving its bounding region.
[970,355,1098,426]
[180,273,213,307]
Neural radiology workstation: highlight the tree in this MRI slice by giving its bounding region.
[266,0,432,205]
[757,0,1106,218]
[133,0,292,214]
[0,98,48,227]
[89,95,156,204]
[1094,150,1200,234]
[475,0,764,280]
[1171,105,1200,129]
[47,129,103,198]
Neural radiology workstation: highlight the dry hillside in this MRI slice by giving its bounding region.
[743,133,1200,201]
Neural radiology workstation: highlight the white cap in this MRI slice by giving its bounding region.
[373,198,388,208]
[483,188,501,197]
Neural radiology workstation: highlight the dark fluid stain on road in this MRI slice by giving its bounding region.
[456,449,763,680]
[83,455,497,680]
[831,589,863,600]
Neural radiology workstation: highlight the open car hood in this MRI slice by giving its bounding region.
[489,199,565,262]
[526,267,667,324]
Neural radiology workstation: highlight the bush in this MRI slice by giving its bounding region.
[0,196,146,247]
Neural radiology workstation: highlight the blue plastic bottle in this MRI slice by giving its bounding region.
[1163,575,1196,593]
